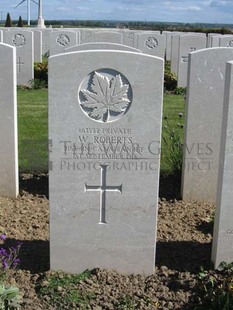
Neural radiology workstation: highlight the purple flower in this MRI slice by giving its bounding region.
[0,234,6,241]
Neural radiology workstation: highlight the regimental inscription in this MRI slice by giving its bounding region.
[12,34,26,47]
[78,69,132,123]
[145,37,158,49]
[227,40,233,47]
[56,34,70,46]
[84,164,122,224]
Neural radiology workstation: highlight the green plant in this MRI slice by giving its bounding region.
[39,270,95,308]
[0,234,21,281]
[164,61,177,92]
[17,16,23,27]
[34,62,48,87]
[162,114,184,175]
[195,262,233,309]
[29,79,47,90]
[0,284,22,310]
[116,295,137,309]
[174,87,186,96]
[5,13,12,27]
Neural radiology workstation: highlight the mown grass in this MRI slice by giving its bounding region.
[17,88,185,173]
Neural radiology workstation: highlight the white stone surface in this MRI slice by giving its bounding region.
[81,29,122,44]
[182,47,233,203]
[212,60,233,268]
[219,35,233,47]
[32,30,42,62]
[65,42,141,53]
[177,35,207,87]
[135,33,165,58]
[41,28,53,56]
[49,50,164,275]
[3,30,34,86]
[50,30,79,56]
[171,34,180,75]
[0,43,18,198]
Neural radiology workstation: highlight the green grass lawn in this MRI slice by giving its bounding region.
[17,88,185,173]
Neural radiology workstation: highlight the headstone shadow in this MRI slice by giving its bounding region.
[156,240,212,272]
[3,238,49,274]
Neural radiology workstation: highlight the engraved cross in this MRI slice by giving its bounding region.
[84,164,122,224]
[17,57,24,73]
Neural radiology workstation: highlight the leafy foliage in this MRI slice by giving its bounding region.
[162,113,184,175]
[39,270,95,308]
[34,62,48,88]
[0,284,22,310]
[196,262,233,309]
[164,61,177,92]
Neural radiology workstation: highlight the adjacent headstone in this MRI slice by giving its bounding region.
[211,35,221,47]
[212,60,233,268]
[81,30,122,44]
[0,43,18,198]
[177,35,207,87]
[41,28,53,56]
[49,50,164,275]
[122,30,138,47]
[3,30,34,86]
[50,30,79,56]
[33,30,42,62]
[219,35,233,48]
[65,42,141,53]
[135,33,165,58]
[171,34,180,75]
[182,48,233,203]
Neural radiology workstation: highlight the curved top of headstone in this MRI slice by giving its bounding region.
[65,42,141,53]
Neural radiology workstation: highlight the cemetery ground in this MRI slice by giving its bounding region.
[0,88,228,309]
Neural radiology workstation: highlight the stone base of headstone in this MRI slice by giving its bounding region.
[37,17,46,29]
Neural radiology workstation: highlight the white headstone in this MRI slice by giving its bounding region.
[171,34,180,75]
[219,35,233,48]
[177,35,207,87]
[122,30,138,47]
[0,43,18,198]
[3,30,34,86]
[33,30,42,62]
[50,30,79,56]
[182,47,233,203]
[135,33,165,58]
[81,30,122,44]
[65,42,141,53]
[49,50,164,275]
[212,60,233,267]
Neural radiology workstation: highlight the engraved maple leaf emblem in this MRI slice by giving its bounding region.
[80,72,130,122]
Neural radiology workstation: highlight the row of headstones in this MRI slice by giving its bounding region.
[1,41,233,274]
[1,27,232,88]
[0,28,167,87]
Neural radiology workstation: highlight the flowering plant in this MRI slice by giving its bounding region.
[0,234,22,280]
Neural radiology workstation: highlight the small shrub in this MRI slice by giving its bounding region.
[0,234,21,281]
[196,262,233,309]
[162,113,184,175]
[0,284,22,310]
[29,79,47,90]
[34,62,48,87]
[164,61,177,92]
[174,87,186,96]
